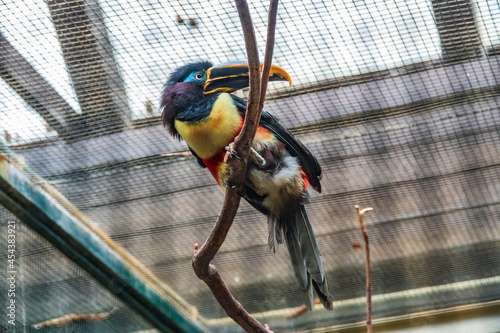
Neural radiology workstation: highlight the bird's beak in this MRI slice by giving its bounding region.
[204,61,292,95]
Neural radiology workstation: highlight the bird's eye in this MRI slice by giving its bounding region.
[194,72,204,81]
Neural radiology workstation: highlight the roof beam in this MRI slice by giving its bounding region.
[0,32,79,140]
[431,0,483,62]
[47,0,131,137]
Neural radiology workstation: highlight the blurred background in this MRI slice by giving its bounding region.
[0,0,499,332]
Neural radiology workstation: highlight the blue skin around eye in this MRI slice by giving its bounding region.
[184,71,206,83]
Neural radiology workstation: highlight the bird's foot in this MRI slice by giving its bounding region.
[223,179,238,189]
[224,142,240,162]
[223,179,247,197]
[225,143,267,168]
[249,148,266,168]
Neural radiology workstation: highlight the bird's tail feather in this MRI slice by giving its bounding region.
[267,214,284,253]
[285,227,314,310]
[285,202,333,311]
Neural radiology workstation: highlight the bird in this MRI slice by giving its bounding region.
[160,60,333,311]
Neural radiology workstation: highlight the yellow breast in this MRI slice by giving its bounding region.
[174,93,243,159]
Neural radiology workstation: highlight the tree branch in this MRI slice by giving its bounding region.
[32,309,115,329]
[356,205,373,333]
[259,0,280,111]
[191,1,279,332]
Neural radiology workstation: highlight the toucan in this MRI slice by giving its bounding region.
[160,61,333,311]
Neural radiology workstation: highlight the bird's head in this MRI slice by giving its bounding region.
[160,60,291,138]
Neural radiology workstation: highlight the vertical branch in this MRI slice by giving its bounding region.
[191,1,279,332]
[259,0,280,111]
[356,205,373,333]
[232,0,261,159]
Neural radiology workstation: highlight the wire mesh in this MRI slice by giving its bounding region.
[0,209,158,332]
[1,0,500,331]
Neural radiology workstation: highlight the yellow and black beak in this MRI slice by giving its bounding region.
[204,61,292,95]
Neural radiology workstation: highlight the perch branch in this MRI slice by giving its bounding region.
[191,1,279,332]
[259,0,280,111]
[356,205,373,333]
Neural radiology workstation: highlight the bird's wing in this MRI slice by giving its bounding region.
[189,146,206,168]
[230,94,322,192]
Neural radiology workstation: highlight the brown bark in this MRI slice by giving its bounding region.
[191,1,280,332]
[356,205,374,333]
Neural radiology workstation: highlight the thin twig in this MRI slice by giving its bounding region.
[259,0,280,111]
[356,205,373,333]
[32,309,115,329]
[160,151,191,157]
[286,298,321,319]
[191,1,279,332]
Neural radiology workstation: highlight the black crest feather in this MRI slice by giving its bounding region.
[160,61,213,138]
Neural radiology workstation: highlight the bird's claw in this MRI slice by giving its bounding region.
[225,143,241,160]
[223,179,247,197]
[223,179,238,189]
[249,147,266,168]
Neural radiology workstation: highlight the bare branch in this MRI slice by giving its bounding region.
[229,0,262,187]
[160,151,191,157]
[32,309,114,329]
[259,0,280,111]
[286,298,321,319]
[191,1,279,332]
[355,205,373,333]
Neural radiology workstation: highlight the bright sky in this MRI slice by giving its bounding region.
[474,0,500,48]
[0,0,497,143]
